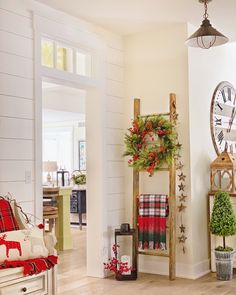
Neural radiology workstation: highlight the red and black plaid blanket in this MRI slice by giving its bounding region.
[138,194,168,250]
[0,199,19,233]
[0,255,58,276]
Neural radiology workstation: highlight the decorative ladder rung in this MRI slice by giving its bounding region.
[139,112,170,118]
[138,250,169,258]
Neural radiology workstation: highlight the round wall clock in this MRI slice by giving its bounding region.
[210,81,236,155]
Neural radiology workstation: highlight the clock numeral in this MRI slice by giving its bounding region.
[217,103,223,111]
[214,117,222,126]
[228,87,232,101]
[230,144,234,154]
[218,130,224,145]
[221,89,227,103]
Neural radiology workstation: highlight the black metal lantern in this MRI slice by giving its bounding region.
[56,169,70,187]
[114,225,137,281]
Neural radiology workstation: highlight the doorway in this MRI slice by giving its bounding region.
[42,80,87,279]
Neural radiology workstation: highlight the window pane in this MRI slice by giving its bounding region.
[76,51,91,77]
[56,44,73,72]
[41,39,54,68]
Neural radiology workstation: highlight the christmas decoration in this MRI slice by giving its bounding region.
[104,244,132,276]
[124,116,179,176]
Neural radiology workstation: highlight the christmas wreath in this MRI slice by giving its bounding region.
[124,116,179,176]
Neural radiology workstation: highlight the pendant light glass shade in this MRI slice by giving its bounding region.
[186,0,229,49]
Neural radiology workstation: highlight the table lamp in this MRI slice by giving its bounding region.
[43,161,58,185]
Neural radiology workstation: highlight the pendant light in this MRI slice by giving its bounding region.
[186,0,228,49]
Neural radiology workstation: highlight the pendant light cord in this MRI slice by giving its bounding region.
[203,0,209,19]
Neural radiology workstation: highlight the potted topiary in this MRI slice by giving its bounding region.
[209,191,236,280]
[71,171,86,189]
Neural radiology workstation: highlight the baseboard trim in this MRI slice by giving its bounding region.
[139,256,210,280]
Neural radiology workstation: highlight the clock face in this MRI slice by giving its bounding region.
[211,81,236,155]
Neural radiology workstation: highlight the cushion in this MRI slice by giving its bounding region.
[0,226,48,263]
[0,199,19,233]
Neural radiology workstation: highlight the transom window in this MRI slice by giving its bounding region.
[41,38,92,77]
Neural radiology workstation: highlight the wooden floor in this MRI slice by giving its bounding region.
[57,228,236,295]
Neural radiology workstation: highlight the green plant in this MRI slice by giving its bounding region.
[209,191,236,251]
[71,172,86,185]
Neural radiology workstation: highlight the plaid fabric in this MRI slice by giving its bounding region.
[0,199,19,233]
[138,194,168,250]
[0,255,58,276]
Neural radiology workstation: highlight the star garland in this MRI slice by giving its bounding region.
[176,154,188,254]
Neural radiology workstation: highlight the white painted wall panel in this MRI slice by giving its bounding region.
[107,48,123,66]
[0,181,34,202]
[0,117,33,139]
[0,31,33,58]
[106,96,124,114]
[0,139,33,160]
[107,177,125,194]
[107,194,125,211]
[0,52,33,79]
[0,8,33,38]
[0,73,33,99]
[106,129,123,144]
[18,201,35,218]
[106,113,124,129]
[0,95,33,119]
[107,162,124,178]
[107,80,124,98]
[106,145,124,161]
[0,1,32,18]
[107,64,123,82]
[107,209,125,227]
[0,160,34,182]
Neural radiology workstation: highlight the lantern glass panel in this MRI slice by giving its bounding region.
[221,170,232,191]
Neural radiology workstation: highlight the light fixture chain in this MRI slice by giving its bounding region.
[203,0,209,19]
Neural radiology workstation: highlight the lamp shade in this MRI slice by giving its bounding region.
[43,161,58,172]
[186,19,228,49]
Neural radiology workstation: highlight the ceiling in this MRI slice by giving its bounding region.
[37,0,236,40]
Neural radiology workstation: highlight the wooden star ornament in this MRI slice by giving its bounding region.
[176,161,184,170]
[179,194,187,202]
[178,182,185,192]
[178,203,186,212]
[178,235,187,243]
[178,172,186,182]
[179,224,186,233]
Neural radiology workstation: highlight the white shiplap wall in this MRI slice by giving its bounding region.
[0,0,125,270]
[0,2,34,214]
[106,45,125,232]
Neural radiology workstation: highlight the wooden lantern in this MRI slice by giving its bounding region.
[210,150,236,193]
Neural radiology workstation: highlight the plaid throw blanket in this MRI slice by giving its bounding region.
[138,194,168,250]
[0,255,58,276]
[0,199,19,233]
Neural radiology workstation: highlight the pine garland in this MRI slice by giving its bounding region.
[124,116,179,176]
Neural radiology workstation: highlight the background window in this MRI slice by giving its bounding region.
[56,44,73,72]
[41,39,54,68]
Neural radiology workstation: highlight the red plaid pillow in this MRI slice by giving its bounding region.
[0,199,19,232]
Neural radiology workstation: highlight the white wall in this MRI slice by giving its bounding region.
[124,24,194,277]
[0,0,125,278]
[188,35,236,269]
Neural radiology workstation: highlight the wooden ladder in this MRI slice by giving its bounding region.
[132,94,177,280]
